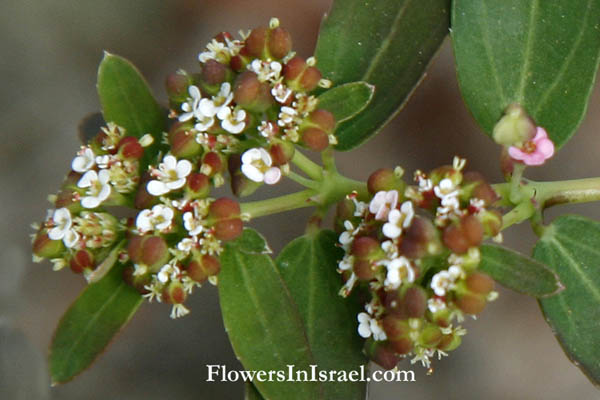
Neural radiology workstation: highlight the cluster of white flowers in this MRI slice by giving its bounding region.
[198,35,244,64]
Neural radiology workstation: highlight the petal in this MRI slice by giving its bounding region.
[508,146,527,161]
[188,85,201,99]
[217,106,231,120]
[242,148,261,164]
[63,230,80,248]
[382,222,401,239]
[241,164,264,182]
[164,155,177,170]
[78,170,97,188]
[258,148,272,166]
[147,180,169,196]
[98,184,111,202]
[167,178,187,190]
[533,126,548,141]
[81,196,100,209]
[178,112,193,122]
[357,323,372,338]
[48,227,64,241]
[524,153,545,166]
[264,167,281,185]
[98,169,111,185]
[199,98,217,117]
[176,159,192,178]
[536,139,555,158]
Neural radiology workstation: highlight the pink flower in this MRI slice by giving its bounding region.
[508,127,554,166]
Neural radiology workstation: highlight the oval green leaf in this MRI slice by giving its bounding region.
[317,81,375,125]
[452,0,600,148]
[314,0,450,150]
[245,383,265,400]
[218,229,322,399]
[49,262,142,384]
[534,215,600,386]
[276,230,367,399]
[479,244,563,297]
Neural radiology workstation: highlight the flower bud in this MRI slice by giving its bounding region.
[186,173,210,198]
[118,136,144,160]
[492,104,536,146]
[169,122,202,159]
[210,198,243,241]
[301,127,329,152]
[334,198,355,233]
[134,172,158,210]
[32,230,65,259]
[54,188,82,212]
[122,265,151,294]
[166,70,192,103]
[269,142,295,166]
[127,235,169,270]
[228,155,261,197]
[437,332,462,352]
[209,197,240,219]
[201,59,228,86]
[419,324,442,347]
[456,292,487,315]
[308,109,336,134]
[69,249,95,274]
[268,27,292,59]
[162,281,187,304]
[382,315,410,341]
[400,217,439,259]
[462,171,499,206]
[186,254,221,283]
[214,219,244,241]
[367,168,405,194]
[481,210,502,237]
[364,340,400,370]
[233,71,275,112]
[466,272,495,295]
[462,214,483,247]
[283,56,322,92]
[201,151,225,177]
[385,286,427,319]
[245,26,268,58]
[442,215,483,254]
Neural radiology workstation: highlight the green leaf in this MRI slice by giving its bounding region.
[452,0,600,148]
[97,52,166,139]
[276,230,367,399]
[245,383,265,400]
[314,0,450,150]
[534,215,600,386]
[479,244,563,297]
[317,81,375,125]
[218,229,322,399]
[49,262,142,384]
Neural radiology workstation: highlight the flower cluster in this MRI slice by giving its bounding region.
[335,158,503,369]
[33,18,337,319]
[165,17,335,196]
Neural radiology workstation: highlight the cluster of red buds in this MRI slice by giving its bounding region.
[334,157,503,369]
[32,18,336,318]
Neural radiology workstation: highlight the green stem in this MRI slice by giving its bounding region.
[321,147,337,173]
[501,200,535,230]
[240,189,318,219]
[534,177,600,207]
[291,150,322,180]
[509,163,526,204]
[287,171,319,189]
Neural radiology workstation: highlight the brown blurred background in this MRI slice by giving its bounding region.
[1,0,599,399]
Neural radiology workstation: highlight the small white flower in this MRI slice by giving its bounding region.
[241,148,281,185]
[382,201,415,239]
[72,147,95,173]
[339,272,358,297]
[339,220,359,251]
[338,254,354,271]
[428,297,447,314]
[415,171,432,192]
[278,106,297,126]
[248,59,282,82]
[217,107,246,134]
[179,85,203,122]
[199,82,233,118]
[448,265,465,280]
[157,263,181,284]
[197,38,242,64]
[271,82,293,103]
[133,263,148,277]
[136,204,174,233]
[95,154,112,169]
[369,190,399,221]
[147,155,192,196]
[258,121,278,139]
[48,208,79,248]
[183,211,204,236]
[431,270,453,296]
[177,238,197,253]
[434,178,458,199]
[170,304,190,319]
[78,169,112,208]
[385,256,415,290]
[194,113,215,132]
[357,312,387,341]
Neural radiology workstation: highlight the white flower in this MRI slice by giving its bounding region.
[278,106,297,126]
[78,169,112,208]
[147,155,192,196]
[198,82,233,117]
[385,256,415,289]
[339,220,358,251]
[157,263,181,284]
[183,211,204,236]
[431,270,454,296]
[369,190,398,221]
[95,154,112,169]
[72,147,95,173]
[177,238,197,253]
[357,312,387,341]
[241,148,282,185]
[382,201,415,238]
[48,208,79,248]
[339,272,357,297]
[415,171,432,192]
[271,82,293,103]
[217,106,246,134]
[434,178,458,200]
[170,304,190,319]
[428,297,447,314]
[133,264,148,277]
[179,85,203,122]
[194,113,215,132]
[338,254,354,271]
[136,204,174,233]
[198,38,242,64]
[248,59,282,82]
[448,265,465,280]
[258,121,278,139]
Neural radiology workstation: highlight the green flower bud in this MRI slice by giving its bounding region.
[492,104,536,146]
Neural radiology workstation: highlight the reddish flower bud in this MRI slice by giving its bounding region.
[186,254,221,283]
[209,197,241,219]
[32,230,65,259]
[365,340,400,370]
[351,236,380,259]
[214,219,244,241]
[367,168,405,195]
[462,214,483,247]
[170,122,202,159]
[166,70,192,102]
[245,26,268,58]
[269,142,295,166]
[466,272,495,295]
[70,249,95,274]
[309,109,336,133]
[201,151,224,177]
[382,315,410,341]
[390,338,413,355]
[456,292,487,315]
[186,173,210,198]
[400,217,438,259]
[233,71,274,112]
[54,189,82,212]
[163,281,187,304]
[300,67,322,92]
[437,332,462,352]
[420,324,443,347]
[353,259,379,281]
[334,198,355,233]
[268,27,292,59]
[118,136,144,160]
[443,216,483,255]
[481,210,502,237]
[283,57,321,92]
[201,59,228,86]
[128,235,169,269]
[301,127,329,152]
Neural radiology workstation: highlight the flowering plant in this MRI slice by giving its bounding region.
[30,1,600,398]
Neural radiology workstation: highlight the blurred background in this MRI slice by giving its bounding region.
[1,0,599,399]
